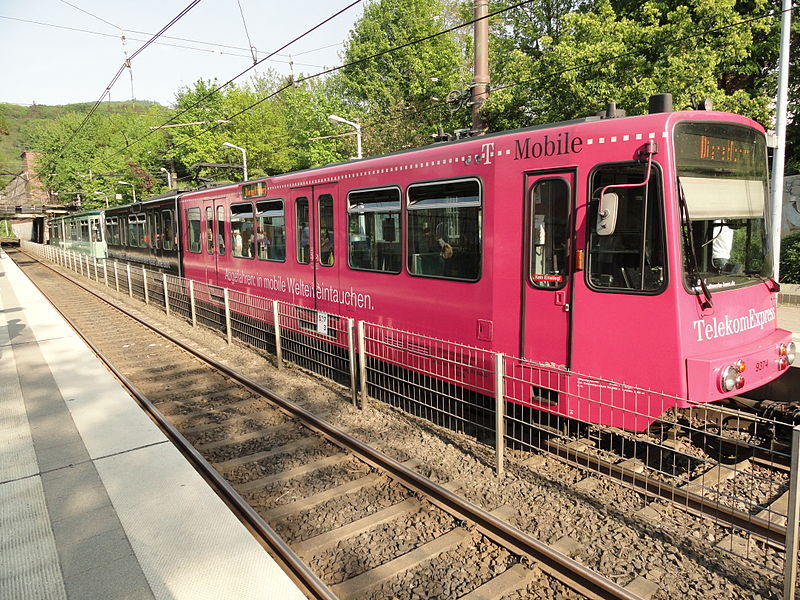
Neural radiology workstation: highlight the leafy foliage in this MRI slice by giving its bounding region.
[338,0,470,153]
[22,103,171,209]
[781,231,800,284]
[485,0,781,129]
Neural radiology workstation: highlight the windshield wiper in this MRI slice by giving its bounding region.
[677,178,713,309]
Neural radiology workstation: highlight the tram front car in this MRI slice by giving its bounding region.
[673,115,794,414]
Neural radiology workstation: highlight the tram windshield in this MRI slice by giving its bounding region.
[675,121,772,292]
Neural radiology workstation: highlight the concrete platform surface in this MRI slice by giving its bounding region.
[0,248,306,600]
[778,303,800,343]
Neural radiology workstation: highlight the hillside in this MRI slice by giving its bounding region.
[0,100,164,188]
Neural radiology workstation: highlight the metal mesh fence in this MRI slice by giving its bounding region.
[227,290,277,355]
[276,301,351,385]
[145,270,166,311]
[165,274,192,324]
[361,322,496,440]
[191,281,227,334]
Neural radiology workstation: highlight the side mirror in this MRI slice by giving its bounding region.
[596,192,619,236]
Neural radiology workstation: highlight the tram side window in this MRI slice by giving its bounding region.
[107,217,119,245]
[206,207,214,254]
[217,206,226,256]
[162,210,174,251]
[154,212,162,249]
[230,202,254,258]
[187,207,201,253]
[318,194,335,267]
[587,163,666,292]
[348,187,401,273]
[70,222,77,241]
[407,179,482,281]
[80,220,90,242]
[128,215,146,247]
[296,197,310,264]
[530,178,570,289]
[256,199,285,261]
[91,219,102,243]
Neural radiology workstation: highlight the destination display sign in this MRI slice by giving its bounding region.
[675,122,766,179]
[242,181,268,200]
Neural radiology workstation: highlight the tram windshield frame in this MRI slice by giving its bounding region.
[674,121,772,292]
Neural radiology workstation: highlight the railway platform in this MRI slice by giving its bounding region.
[0,248,306,599]
[778,294,800,343]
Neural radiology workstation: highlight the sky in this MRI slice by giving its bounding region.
[0,0,365,107]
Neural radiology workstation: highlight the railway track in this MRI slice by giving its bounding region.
[9,248,643,599]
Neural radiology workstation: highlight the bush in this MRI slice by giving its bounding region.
[780,232,800,283]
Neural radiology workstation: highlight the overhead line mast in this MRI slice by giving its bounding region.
[471,0,489,134]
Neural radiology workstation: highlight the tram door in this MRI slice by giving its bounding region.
[521,170,575,369]
[202,199,226,286]
[290,183,340,316]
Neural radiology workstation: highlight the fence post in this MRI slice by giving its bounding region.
[114,261,119,292]
[79,253,84,276]
[142,266,149,304]
[272,300,283,370]
[783,424,800,600]
[163,273,170,316]
[224,288,232,345]
[495,352,505,477]
[126,264,133,298]
[347,318,357,406]
[189,280,197,327]
[357,320,368,409]
[103,260,108,287]
[93,256,98,281]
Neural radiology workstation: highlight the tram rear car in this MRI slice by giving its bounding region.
[105,193,182,275]
[48,210,107,260]
[175,102,792,431]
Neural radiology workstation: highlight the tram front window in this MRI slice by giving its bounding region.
[675,122,771,291]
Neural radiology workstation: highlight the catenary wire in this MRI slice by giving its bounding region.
[0,15,328,67]
[92,0,537,169]
[89,0,364,170]
[56,0,204,160]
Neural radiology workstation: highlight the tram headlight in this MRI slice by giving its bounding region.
[720,365,739,392]
[787,342,797,365]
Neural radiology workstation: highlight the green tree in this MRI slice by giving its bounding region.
[338,0,469,154]
[781,231,800,283]
[22,103,171,208]
[484,0,779,130]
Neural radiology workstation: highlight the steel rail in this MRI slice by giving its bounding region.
[540,437,787,547]
[15,252,338,600]
[19,250,643,600]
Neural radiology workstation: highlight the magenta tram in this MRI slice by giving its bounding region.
[53,101,797,430]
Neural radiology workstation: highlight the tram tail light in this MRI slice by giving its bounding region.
[778,342,796,369]
[735,375,745,389]
[735,359,746,373]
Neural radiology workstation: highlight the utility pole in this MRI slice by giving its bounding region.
[771,0,792,282]
[471,0,490,134]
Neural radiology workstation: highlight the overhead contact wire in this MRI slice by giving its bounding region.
[90,0,364,170]
[56,0,203,160]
